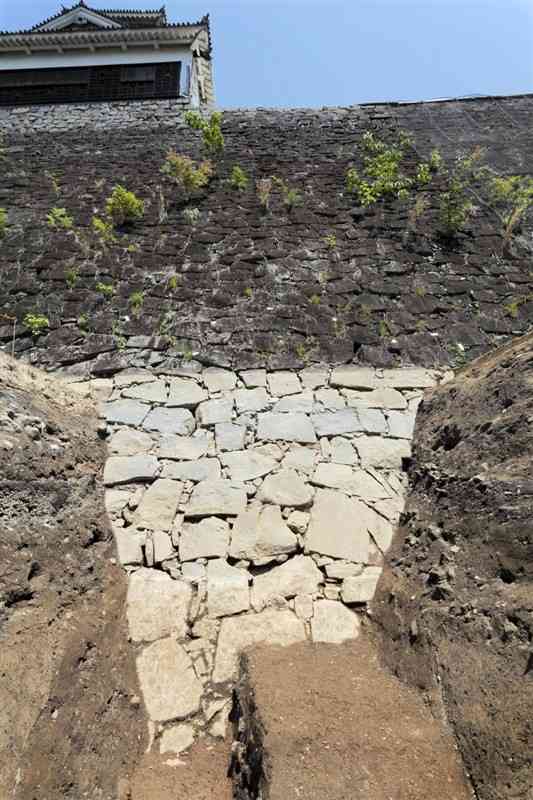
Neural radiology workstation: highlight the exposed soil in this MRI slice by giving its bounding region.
[0,354,146,799]
[230,635,472,800]
[373,332,533,800]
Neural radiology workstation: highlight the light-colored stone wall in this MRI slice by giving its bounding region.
[71,363,444,757]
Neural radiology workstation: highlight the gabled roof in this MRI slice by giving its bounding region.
[0,4,212,53]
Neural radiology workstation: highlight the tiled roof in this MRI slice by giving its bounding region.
[0,3,209,35]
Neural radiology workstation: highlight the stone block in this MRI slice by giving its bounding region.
[341,567,383,604]
[300,367,329,389]
[311,409,362,436]
[122,380,168,403]
[136,639,202,721]
[158,434,210,461]
[132,479,182,531]
[113,527,144,566]
[233,387,270,413]
[127,568,192,642]
[108,428,154,456]
[306,489,370,562]
[281,444,317,475]
[167,377,208,408]
[161,458,221,482]
[103,455,159,486]
[207,559,250,618]
[380,368,435,389]
[196,398,234,425]
[330,367,376,390]
[229,503,298,563]
[355,437,411,469]
[185,479,247,517]
[267,371,302,397]
[221,450,277,482]
[152,530,175,563]
[257,412,317,444]
[105,399,149,426]
[159,723,194,755]
[273,391,314,413]
[203,367,237,393]
[215,422,246,452]
[240,369,267,388]
[180,517,230,561]
[143,407,195,435]
[311,599,360,643]
[343,387,407,410]
[314,387,346,410]
[386,410,417,439]
[258,469,313,507]
[251,556,323,611]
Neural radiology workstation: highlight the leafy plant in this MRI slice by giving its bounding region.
[78,313,89,330]
[429,149,443,172]
[273,177,302,210]
[309,294,321,305]
[323,233,337,249]
[438,176,474,237]
[105,185,144,226]
[256,178,273,211]
[416,162,432,187]
[96,281,115,298]
[65,267,79,289]
[162,152,213,195]
[129,290,144,317]
[183,206,201,225]
[92,215,117,245]
[244,286,253,299]
[45,171,61,196]
[0,208,6,238]
[23,313,49,336]
[112,319,127,351]
[167,274,179,291]
[184,111,224,154]
[488,174,533,240]
[346,130,414,207]
[230,165,249,191]
[47,207,73,229]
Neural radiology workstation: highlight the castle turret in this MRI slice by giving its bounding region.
[0,2,214,107]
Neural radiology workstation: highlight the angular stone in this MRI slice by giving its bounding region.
[143,407,195,435]
[221,450,277,482]
[343,387,407,410]
[294,594,314,620]
[314,387,346,410]
[113,527,144,566]
[122,380,168,403]
[229,503,297,563]
[380,368,434,389]
[215,422,246,452]
[267,371,302,397]
[310,464,390,499]
[180,517,230,561]
[311,409,361,436]
[161,458,221,482]
[240,369,267,388]
[355,408,388,435]
[212,609,306,684]
[186,480,247,517]
[127,568,192,642]
[252,556,323,611]
[105,399,149,426]
[108,428,154,456]
[258,469,313,507]
[196,398,234,426]
[90,378,114,402]
[182,562,207,582]
[306,489,370,562]
[368,513,396,553]
[167,377,208,408]
[114,371,154,387]
[160,723,194,755]
[355,437,411,469]
[325,561,364,580]
[341,567,383,604]
[386,410,417,439]
[203,367,237,393]
[287,510,309,534]
[330,367,376,390]
[311,600,361,643]
[207,559,250,618]
[300,367,328,389]
[105,489,131,517]
[103,455,159,486]
[281,445,317,475]
[257,413,317,444]
[233,387,270,413]
[136,639,202,722]
[273,391,314,413]
[132,479,182,531]
[152,530,175,563]
[159,434,209,461]
[330,436,358,465]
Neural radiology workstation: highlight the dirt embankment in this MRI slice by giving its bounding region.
[0,354,145,800]
[373,334,533,800]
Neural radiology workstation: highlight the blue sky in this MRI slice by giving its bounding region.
[1,0,532,107]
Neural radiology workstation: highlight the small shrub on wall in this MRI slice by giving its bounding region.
[105,185,144,226]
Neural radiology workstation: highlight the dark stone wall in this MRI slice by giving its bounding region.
[1,97,533,376]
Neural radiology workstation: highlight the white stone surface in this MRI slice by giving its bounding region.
[180,517,230,561]
[105,399,150,426]
[355,437,411,468]
[127,569,192,642]
[229,503,297,563]
[330,367,376,390]
[133,479,182,531]
[207,559,250,618]
[311,409,362,436]
[152,530,175,563]
[221,450,277,482]
[196,398,234,426]
[315,387,346,410]
[233,387,270,413]
[251,556,322,611]
[215,422,246,452]
[240,369,267,388]
[203,368,237,393]
[108,428,154,456]
[123,380,168,403]
[273,391,314,413]
[160,723,194,755]
[186,480,247,517]
[103,455,159,486]
[267,371,302,397]
[257,412,317,444]
[113,528,144,565]
[167,377,207,408]
[324,561,363,580]
[136,638,203,722]
[380,368,434,389]
[343,387,407,410]
[300,368,328,389]
[386,410,416,439]
[281,444,317,475]
[161,458,221,482]
[212,609,306,684]
[311,600,361,643]
[306,489,370,562]
[341,567,383,604]
[259,469,313,507]
[159,434,209,461]
[294,594,314,620]
[143,407,195,435]
[329,436,358,465]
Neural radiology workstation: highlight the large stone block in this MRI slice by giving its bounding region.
[127,568,192,642]
[207,559,250,618]
[203,367,237,393]
[122,380,168,403]
[251,556,323,611]
[212,609,306,684]
[221,450,277,482]
[310,599,360,643]
[143,407,196,435]
[167,377,208,408]
[306,488,370,562]
[185,479,247,517]
[180,517,230,561]
[341,567,383,604]
[258,469,314,507]
[355,437,411,469]
[196,398,234,425]
[108,428,154,456]
[161,458,221,482]
[311,409,362,436]
[159,434,210,461]
[103,454,159,486]
[233,387,270,413]
[105,399,150,426]
[257,412,317,444]
[330,367,376,390]
[136,638,203,721]
[132,479,182,531]
[229,503,297,563]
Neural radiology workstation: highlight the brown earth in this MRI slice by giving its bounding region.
[230,636,472,800]
[0,354,146,799]
[373,332,533,800]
